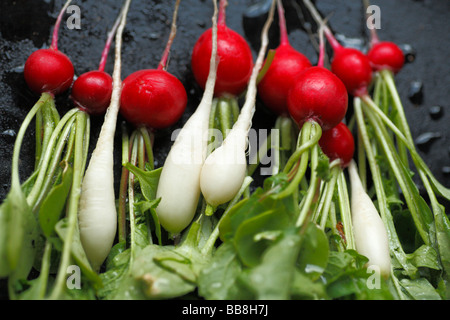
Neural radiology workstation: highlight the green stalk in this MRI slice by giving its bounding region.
[317,162,340,230]
[49,111,88,300]
[337,169,354,250]
[139,126,155,171]
[26,108,79,207]
[32,114,77,213]
[296,131,320,228]
[363,101,432,245]
[354,97,418,278]
[11,93,53,189]
[118,123,130,244]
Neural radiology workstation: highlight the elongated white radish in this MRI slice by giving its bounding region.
[78,0,131,271]
[348,159,391,279]
[155,0,219,235]
[199,0,276,207]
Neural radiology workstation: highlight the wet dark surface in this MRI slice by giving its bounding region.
[1,0,449,205]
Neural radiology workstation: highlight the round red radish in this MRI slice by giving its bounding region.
[24,48,74,95]
[319,122,355,168]
[331,47,373,97]
[287,66,348,131]
[71,71,113,115]
[367,41,405,74]
[120,69,187,129]
[257,43,312,116]
[191,24,254,97]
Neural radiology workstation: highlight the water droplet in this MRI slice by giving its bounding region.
[399,44,416,64]
[442,166,450,175]
[429,105,444,120]
[2,129,16,137]
[415,132,441,153]
[408,81,424,105]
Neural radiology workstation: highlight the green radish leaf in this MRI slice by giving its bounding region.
[0,184,38,280]
[55,218,102,289]
[135,198,162,245]
[124,163,162,201]
[433,203,450,280]
[234,209,291,267]
[130,245,196,300]
[39,165,73,237]
[297,222,329,281]
[406,245,441,270]
[198,242,252,300]
[400,278,442,300]
[290,269,328,300]
[239,228,303,300]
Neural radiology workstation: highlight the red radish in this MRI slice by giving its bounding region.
[257,0,312,116]
[120,70,187,129]
[364,1,405,75]
[367,41,405,75]
[287,66,348,131]
[319,122,355,168]
[302,0,372,97]
[120,0,187,130]
[287,22,348,132]
[24,0,74,95]
[70,11,124,115]
[191,0,254,98]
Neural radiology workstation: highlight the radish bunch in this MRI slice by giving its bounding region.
[302,0,450,286]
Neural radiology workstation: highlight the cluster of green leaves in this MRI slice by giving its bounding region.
[0,93,101,300]
[198,174,393,300]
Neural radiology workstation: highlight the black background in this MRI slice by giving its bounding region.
[0,0,449,299]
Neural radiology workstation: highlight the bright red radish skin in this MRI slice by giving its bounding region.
[367,41,405,74]
[330,47,373,97]
[287,66,348,131]
[71,71,113,115]
[191,2,254,97]
[120,70,187,130]
[319,122,355,168]
[257,0,311,116]
[24,49,74,95]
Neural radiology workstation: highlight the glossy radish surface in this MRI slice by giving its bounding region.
[330,47,373,97]
[319,122,355,168]
[24,48,74,96]
[23,1,74,95]
[120,69,187,129]
[257,0,311,116]
[287,66,348,131]
[71,70,113,115]
[367,41,405,74]
[191,0,253,97]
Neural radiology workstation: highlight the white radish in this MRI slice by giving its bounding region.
[78,0,131,271]
[348,159,391,279]
[199,0,276,207]
[155,0,219,235]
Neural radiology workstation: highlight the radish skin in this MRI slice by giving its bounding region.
[78,0,131,271]
[199,0,275,208]
[155,0,219,235]
[348,160,391,279]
